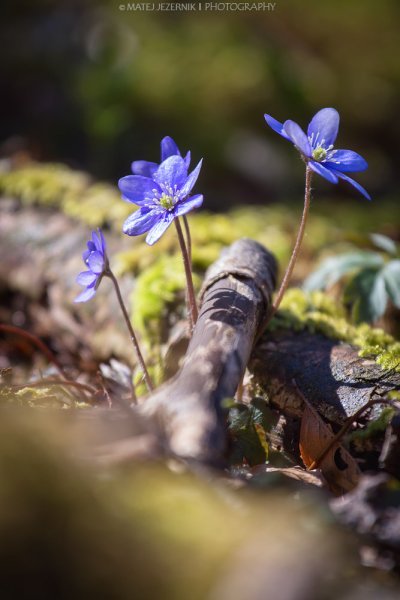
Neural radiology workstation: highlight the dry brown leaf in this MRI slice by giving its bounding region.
[300,402,361,495]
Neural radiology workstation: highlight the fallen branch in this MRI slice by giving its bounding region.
[140,238,277,464]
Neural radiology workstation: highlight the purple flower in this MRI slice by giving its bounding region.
[119,153,203,246]
[131,135,191,178]
[74,229,108,303]
[264,108,370,200]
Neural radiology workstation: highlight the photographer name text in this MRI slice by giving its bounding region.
[119,3,276,12]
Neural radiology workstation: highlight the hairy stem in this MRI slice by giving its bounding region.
[260,165,313,334]
[107,270,154,392]
[272,165,313,312]
[175,217,198,333]
[182,215,193,326]
[235,166,313,402]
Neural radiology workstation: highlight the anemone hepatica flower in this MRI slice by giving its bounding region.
[74,229,108,303]
[264,108,370,200]
[131,136,191,177]
[119,154,203,245]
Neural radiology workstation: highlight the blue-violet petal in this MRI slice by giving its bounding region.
[336,172,371,200]
[131,160,158,177]
[87,251,105,275]
[178,159,203,199]
[307,108,340,149]
[118,175,159,205]
[145,212,175,245]
[153,155,188,189]
[309,161,339,183]
[123,207,161,236]
[324,149,368,173]
[264,114,291,141]
[76,271,97,286]
[174,194,203,217]
[283,120,312,157]
[161,136,180,161]
[74,287,97,303]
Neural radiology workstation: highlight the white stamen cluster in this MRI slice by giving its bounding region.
[309,131,338,163]
[145,183,180,211]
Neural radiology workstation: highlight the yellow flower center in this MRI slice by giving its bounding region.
[312,146,327,162]
[159,193,175,210]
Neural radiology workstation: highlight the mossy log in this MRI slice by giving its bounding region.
[140,239,277,464]
[250,330,400,475]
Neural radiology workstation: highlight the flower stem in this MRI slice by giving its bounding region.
[235,166,313,403]
[273,165,313,312]
[107,270,154,392]
[182,215,192,261]
[261,165,313,334]
[182,215,193,327]
[175,217,198,333]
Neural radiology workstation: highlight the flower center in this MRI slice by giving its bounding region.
[312,146,327,162]
[158,193,175,210]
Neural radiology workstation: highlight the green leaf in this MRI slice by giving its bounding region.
[382,260,400,308]
[228,399,273,466]
[370,233,398,256]
[346,268,388,323]
[304,252,384,291]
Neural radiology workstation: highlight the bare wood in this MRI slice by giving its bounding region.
[140,238,277,464]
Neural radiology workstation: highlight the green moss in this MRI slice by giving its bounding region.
[129,255,203,388]
[0,163,88,208]
[0,163,131,228]
[131,255,200,341]
[271,289,400,373]
[0,385,90,409]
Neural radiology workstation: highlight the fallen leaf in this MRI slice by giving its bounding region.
[300,402,361,495]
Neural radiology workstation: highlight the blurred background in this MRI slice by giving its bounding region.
[1,0,399,210]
